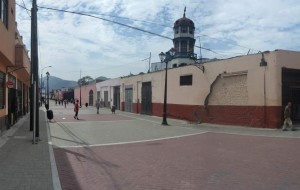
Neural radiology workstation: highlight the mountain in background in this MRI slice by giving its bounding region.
[42,76,109,91]
[95,76,109,82]
[41,76,77,91]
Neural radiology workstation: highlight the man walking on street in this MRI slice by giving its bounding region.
[96,99,100,114]
[74,100,79,120]
[282,101,296,131]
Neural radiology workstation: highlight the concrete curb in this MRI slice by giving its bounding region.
[44,110,62,190]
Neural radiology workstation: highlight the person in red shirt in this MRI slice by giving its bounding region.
[74,100,79,120]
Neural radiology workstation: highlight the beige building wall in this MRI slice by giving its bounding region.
[120,50,300,128]
[0,0,16,66]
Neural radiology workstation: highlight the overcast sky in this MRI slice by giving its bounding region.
[16,0,300,81]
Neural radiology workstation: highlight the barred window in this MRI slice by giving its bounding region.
[180,75,193,86]
[0,0,8,28]
[0,71,5,109]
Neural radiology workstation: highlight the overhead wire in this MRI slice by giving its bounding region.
[16,2,31,12]
[20,0,31,17]
[37,6,173,41]
[16,3,254,59]
[36,5,224,56]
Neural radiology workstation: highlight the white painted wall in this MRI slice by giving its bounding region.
[96,78,121,106]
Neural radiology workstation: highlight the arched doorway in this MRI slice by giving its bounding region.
[89,90,94,106]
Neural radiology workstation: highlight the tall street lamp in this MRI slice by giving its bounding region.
[46,71,50,110]
[40,65,52,104]
[159,48,176,125]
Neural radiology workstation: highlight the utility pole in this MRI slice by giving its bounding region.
[31,0,39,140]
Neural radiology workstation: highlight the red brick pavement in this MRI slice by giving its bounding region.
[53,113,134,123]
[54,132,300,190]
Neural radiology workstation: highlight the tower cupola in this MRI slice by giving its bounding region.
[173,7,195,59]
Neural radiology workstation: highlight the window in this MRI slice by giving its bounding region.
[174,41,179,52]
[180,75,193,86]
[0,71,5,109]
[0,0,8,28]
[189,27,194,34]
[181,26,187,33]
[174,28,179,34]
[181,41,187,53]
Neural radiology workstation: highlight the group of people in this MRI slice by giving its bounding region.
[73,99,101,120]
[55,99,70,108]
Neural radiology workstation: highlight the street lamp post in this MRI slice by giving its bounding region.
[159,48,176,125]
[40,65,52,105]
[79,70,82,107]
[46,71,50,110]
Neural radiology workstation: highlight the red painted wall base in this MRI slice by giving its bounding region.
[121,102,282,128]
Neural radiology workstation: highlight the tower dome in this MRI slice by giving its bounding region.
[172,7,196,67]
[174,10,195,29]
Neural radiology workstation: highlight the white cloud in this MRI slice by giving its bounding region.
[16,0,300,80]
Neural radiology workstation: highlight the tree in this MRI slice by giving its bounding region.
[78,76,94,86]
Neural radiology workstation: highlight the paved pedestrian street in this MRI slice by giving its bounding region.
[45,102,300,190]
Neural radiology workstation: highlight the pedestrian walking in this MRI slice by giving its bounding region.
[74,100,79,120]
[64,99,67,108]
[96,99,100,114]
[282,101,296,131]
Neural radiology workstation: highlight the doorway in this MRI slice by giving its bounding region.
[141,82,152,115]
[89,90,94,106]
[8,88,17,126]
[113,86,120,110]
[125,88,133,112]
[282,68,300,123]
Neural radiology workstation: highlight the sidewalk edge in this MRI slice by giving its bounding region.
[44,111,62,190]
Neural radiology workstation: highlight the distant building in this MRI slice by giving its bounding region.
[74,82,96,107]
[96,78,121,109]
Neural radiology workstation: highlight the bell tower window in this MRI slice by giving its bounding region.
[181,26,187,33]
[174,28,179,34]
[181,41,187,53]
[175,41,179,52]
[189,27,194,34]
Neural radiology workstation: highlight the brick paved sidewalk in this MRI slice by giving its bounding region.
[0,110,61,190]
